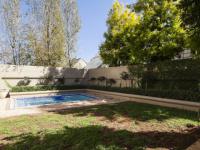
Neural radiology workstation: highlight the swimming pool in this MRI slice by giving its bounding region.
[15,93,97,108]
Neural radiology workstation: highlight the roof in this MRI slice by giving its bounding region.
[86,55,103,69]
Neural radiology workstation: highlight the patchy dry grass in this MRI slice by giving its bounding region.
[0,101,199,150]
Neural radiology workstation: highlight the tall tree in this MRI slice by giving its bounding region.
[100,0,139,66]
[131,0,187,63]
[1,0,20,65]
[34,0,66,67]
[180,0,200,57]
[62,0,81,67]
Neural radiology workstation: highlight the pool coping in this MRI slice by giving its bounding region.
[0,89,127,118]
[86,89,200,112]
[9,89,200,112]
[1,89,200,119]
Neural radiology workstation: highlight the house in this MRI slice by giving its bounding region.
[71,58,87,69]
[86,55,108,69]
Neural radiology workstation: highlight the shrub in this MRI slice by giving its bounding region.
[97,76,106,82]
[11,85,86,92]
[120,72,129,80]
[17,77,31,86]
[74,78,80,83]
[89,77,96,81]
[38,76,54,85]
[56,77,65,85]
[87,86,200,102]
[97,76,107,86]
[128,59,200,91]
[106,78,116,87]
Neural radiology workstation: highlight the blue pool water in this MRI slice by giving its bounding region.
[15,93,96,108]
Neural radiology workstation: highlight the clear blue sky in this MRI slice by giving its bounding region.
[0,0,134,62]
[77,0,134,62]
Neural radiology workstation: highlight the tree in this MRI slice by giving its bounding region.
[1,0,20,65]
[120,71,130,87]
[0,38,12,64]
[62,0,81,67]
[131,0,187,63]
[100,0,188,66]
[180,0,200,57]
[100,0,139,66]
[34,0,66,67]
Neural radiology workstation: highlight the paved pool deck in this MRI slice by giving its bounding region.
[0,95,126,118]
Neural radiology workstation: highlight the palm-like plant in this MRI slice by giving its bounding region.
[97,76,106,86]
[120,72,130,87]
[107,78,116,87]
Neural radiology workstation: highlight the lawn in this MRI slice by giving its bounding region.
[0,101,199,150]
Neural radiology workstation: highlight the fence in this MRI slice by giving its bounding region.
[1,59,200,90]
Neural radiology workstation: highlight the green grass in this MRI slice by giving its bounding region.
[0,101,199,150]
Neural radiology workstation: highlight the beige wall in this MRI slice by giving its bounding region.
[84,66,133,87]
[0,65,86,87]
[0,64,132,88]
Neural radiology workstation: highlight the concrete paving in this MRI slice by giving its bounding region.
[0,96,126,118]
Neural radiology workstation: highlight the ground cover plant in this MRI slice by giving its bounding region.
[0,101,199,150]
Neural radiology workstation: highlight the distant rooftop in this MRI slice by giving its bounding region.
[86,55,103,69]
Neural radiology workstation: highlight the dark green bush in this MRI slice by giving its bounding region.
[106,78,116,87]
[120,72,129,80]
[17,77,31,86]
[37,76,54,85]
[56,77,65,85]
[129,59,200,91]
[89,77,96,81]
[87,86,200,102]
[11,85,86,92]
[97,76,106,82]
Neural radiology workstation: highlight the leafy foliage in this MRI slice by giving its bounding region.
[17,77,31,86]
[120,72,130,80]
[56,77,65,85]
[131,0,187,63]
[89,77,96,81]
[11,85,86,92]
[100,0,139,66]
[87,86,200,102]
[106,78,116,87]
[97,76,106,82]
[74,78,80,83]
[128,59,200,91]
[34,0,66,67]
[100,0,188,66]
[180,0,200,57]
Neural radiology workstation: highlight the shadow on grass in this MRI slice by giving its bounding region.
[1,125,200,150]
[50,101,199,122]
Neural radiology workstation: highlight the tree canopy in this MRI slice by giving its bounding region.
[0,0,81,67]
[100,0,188,66]
[180,0,200,57]
[100,1,139,66]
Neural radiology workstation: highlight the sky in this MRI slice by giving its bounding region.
[0,0,134,63]
[76,0,134,62]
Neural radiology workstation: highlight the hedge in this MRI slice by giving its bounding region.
[11,85,86,92]
[128,59,200,90]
